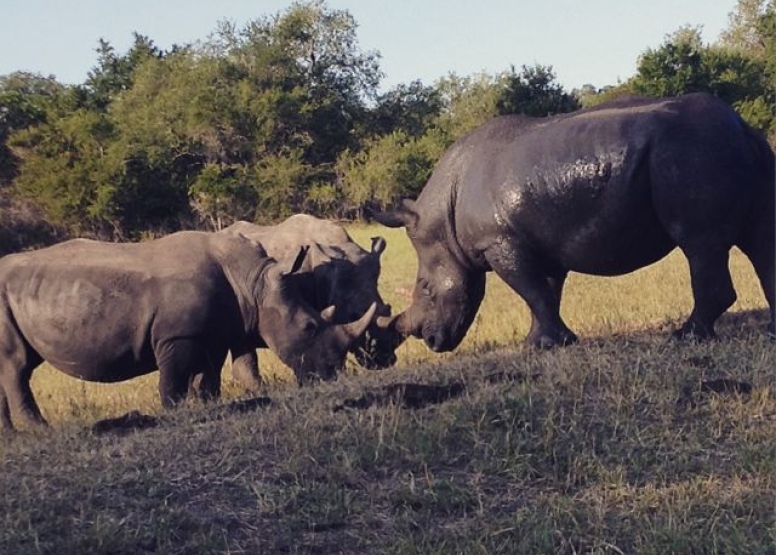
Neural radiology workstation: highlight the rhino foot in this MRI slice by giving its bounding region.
[527,329,578,350]
[671,321,716,342]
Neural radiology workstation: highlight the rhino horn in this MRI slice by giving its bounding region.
[320,305,336,323]
[376,311,419,338]
[336,302,378,347]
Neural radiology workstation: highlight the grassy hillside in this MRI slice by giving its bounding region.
[1,224,774,554]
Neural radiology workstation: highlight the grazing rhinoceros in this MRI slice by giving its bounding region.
[0,231,376,430]
[222,215,401,390]
[371,93,775,351]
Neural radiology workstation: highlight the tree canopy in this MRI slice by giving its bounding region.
[0,0,773,251]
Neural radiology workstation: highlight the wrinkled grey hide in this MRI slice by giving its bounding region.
[0,231,375,430]
[372,93,775,351]
[223,215,401,391]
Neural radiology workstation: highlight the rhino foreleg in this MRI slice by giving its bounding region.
[0,387,10,431]
[526,274,578,348]
[157,339,225,408]
[486,245,576,348]
[230,349,263,393]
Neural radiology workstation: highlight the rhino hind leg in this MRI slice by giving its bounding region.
[674,246,737,341]
[0,381,47,430]
[737,215,775,338]
[0,339,46,430]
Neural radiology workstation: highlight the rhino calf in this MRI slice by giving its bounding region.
[223,215,402,391]
[0,231,376,430]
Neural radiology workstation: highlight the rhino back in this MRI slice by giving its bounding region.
[225,216,360,260]
[224,216,375,297]
[421,93,766,276]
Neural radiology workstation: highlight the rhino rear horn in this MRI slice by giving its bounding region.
[376,311,417,338]
[375,313,411,350]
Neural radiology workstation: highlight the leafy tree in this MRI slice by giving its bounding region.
[719,0,771,52]
[336,127,447,212]
[0,72,63,185]
[434,72,502,138]
[0,73,66,251]
[631,24,774,135]
[10,107,118,236]
[632,26,708,97]
[248,147,316,222]
[755,2,776,142]
[497,64,580,117]
[83,33,166,109]
[189,163,258,230]
[577,83,636,108]
[213,0,382,165]
[369,80,443,138]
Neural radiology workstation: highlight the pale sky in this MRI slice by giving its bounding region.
[0,0,737,92]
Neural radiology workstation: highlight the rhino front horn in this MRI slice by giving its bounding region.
[338,302,378,346]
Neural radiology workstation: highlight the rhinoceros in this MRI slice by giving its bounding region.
[0,231,376,430]
[371,93,775,351]
[222,215,401,390]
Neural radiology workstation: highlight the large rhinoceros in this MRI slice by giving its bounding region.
[371,93,775,351]
[223,215,401,390]
[0,231,376,430]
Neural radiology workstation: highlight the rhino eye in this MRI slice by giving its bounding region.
[303,320,318,336]
[417,278,433,297]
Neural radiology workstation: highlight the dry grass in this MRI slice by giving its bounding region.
[2,224,774,554]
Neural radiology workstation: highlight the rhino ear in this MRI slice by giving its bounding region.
[370,236,387,256]
[284,245,310,275]
[368,199,418,229]
[308,242,332,265]
[236,233,268,257]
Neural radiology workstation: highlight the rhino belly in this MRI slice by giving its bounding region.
[9,277,156,382]
[497,184,676,277]
[557,216,675,276]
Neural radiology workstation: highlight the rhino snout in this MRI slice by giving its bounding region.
[422,324,458,353]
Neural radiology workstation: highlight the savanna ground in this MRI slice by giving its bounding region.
[1,225,775,555]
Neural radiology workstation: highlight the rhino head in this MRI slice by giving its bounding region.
[257,246,377,382]
[308,238,401,369]
[372,199,486,353]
